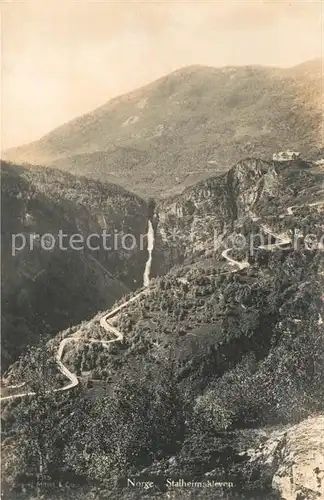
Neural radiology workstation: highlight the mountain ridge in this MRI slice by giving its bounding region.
[4,59,323,197]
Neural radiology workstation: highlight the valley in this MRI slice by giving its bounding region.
[1,162,149,370]
[1,155,324,500]
[1,53,324,500]
[1,219,155,401]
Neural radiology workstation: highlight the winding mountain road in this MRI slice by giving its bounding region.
[1,200,323,402]
[223,201,324,269]
[221,248,249,270]
[1,227,155,402]
[221,229,291,271]
[287,200,324,216]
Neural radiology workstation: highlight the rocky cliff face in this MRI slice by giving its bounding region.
[230,158,281,216]
[272,416,324,500]
[244,416,324,500]
[153,158,292,274]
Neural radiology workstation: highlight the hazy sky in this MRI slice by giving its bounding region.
[1,0,323,150]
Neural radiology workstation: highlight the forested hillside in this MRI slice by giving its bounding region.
[1,162,148,370]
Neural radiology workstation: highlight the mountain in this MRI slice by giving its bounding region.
[1,161,149,370]
[153,157,324,274]
[4,59,323,197]
[2,158,324,499]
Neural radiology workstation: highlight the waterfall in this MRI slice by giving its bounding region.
[143,220,154,287]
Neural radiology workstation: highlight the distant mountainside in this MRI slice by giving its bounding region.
[4,59,323,197]
[1,162,149,370]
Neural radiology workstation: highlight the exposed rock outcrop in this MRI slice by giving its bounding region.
[245,416,324,499]
[153,158,313,274]
[272,416,324,500]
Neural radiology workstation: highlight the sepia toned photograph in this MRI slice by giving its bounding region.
[0,1,323,499]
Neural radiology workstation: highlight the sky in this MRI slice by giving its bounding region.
[1,0,323,150]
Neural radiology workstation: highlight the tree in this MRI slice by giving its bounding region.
[4,343,77,497]
[12,343,57,393]
[10,392,75,496]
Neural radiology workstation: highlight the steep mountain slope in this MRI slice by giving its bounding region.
[1,161,149,370]
[153,157,324,274]
[2,158,324,500]
[4,59,323,197]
